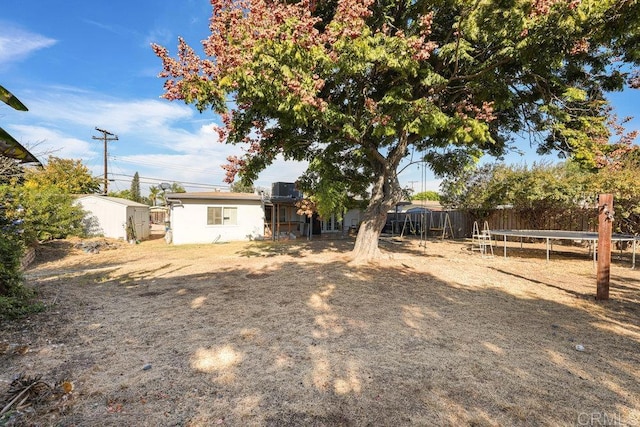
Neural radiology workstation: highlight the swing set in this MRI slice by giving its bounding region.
[396,151,454,244]
[399,209,454,240]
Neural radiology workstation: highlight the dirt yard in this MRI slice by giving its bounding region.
[1,234,639,426]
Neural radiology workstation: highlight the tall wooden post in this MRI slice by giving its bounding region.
[596,194,613,300]
[92,127,118,195]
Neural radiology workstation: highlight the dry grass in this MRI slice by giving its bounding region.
[1,235,639,426]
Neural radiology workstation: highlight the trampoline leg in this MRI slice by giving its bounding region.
[503,235,507,258]
[546,238,550,262]
[633,239,637,270]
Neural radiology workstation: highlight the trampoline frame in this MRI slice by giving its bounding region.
[490,229,638,269]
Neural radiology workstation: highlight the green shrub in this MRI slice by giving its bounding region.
[0,196,38,319]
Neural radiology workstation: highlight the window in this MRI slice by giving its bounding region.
[321,214,342,232]
[207,207,237,225]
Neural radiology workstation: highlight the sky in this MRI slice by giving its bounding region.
[1,1,638,196]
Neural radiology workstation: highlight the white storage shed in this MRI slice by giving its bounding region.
[76,195,150,241]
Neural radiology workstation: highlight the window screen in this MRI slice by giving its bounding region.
[223,207,237,225]
[207,207,222,225]
[207,206,237,225]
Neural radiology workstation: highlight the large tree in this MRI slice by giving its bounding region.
[25,156,100,194]
[131,172,142,203]
[154,0,639,261]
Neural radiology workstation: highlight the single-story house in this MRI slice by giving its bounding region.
[165,191,265,244]
[166,184,445,244]
[165,183,350,245]
[76,195,150,241]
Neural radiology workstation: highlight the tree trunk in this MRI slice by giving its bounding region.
[350,135,408,263]
[351,199,391,262]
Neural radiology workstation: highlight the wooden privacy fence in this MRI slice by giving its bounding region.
[449,208,599,238]
[386,206,635,239]
[485,208,597,234]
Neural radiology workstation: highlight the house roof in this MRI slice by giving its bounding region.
[165,191,262,201]
[76,195,150,208]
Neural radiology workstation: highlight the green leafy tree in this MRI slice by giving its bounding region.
[440,163,508,219]
[108,189,133,200]
[441,159,640,232]
[590,154,640,235]
[130,172,142,203]
[0,155,24,184]
[500,163,587,228]
[148,185,161,206]
[24,156,100,194]
[412,191,440,202]
[1,184,86,244]
[0,86,42,318]
[0,190,28,318]
[154,0,640,261]
[230,181,255,193]
[169,182,186,193]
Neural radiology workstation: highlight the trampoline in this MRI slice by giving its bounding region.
[490,229,638,268]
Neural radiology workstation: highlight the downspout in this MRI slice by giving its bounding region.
[164,198,183,244]
[272,204,276,241]
[259,191,267,241]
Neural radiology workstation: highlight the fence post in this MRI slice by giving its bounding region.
[596,194,613,300]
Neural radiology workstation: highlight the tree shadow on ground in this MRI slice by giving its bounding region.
[234,238,355,259]
[3,241,639,426]
[235,236,451,260]
[489,239,636,268]
[31,240,78,265]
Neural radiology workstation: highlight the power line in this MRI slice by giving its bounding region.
[108,173,229,191]
[108,178,224,192]
[109,155,226,177]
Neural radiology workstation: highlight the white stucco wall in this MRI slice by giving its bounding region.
[76,196,150,240]
[170,199,264,244]
[344,209,362,231]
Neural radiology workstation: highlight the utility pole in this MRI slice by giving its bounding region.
[92,128,118,195]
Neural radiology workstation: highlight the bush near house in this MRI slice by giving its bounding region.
[0,179,87,318]
[0,194,41,319]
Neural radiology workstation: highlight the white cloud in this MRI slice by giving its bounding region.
[5,84,310,193]
[0,23,57,65]
[255,156,309,189]
[111,153,229,187]
[9,124,98,161]
[110,150,309,192]
[143,28,174,48]
[24,94,194,134]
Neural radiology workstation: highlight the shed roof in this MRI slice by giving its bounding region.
[76,195,150,208]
